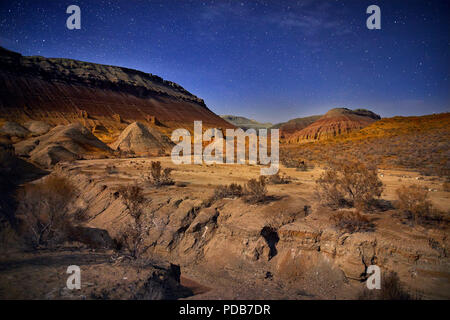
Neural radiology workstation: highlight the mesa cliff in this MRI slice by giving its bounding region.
[0,47,233,142]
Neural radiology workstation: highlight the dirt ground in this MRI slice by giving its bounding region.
[2,156,449,299]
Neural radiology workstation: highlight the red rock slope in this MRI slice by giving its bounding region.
[0,47,233,140]
[288,108,380,143]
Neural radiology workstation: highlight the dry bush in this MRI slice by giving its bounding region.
[115,184,149,259]
[212,183,243,200]
[395,184,445,226]
[280,157,311,171]
[117,184,145,221]
[16,175,78,248]
[331,210,374,234]
[143,161,174,187]
[204,183,243,207]
[266,172,290,184]
[244,176,268,204]
[316,159,383,210]
[359,272,414,300]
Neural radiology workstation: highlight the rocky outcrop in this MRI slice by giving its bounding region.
[288,108,380,143]
[23,120,52,136]
[14,123,112,168]
[55,164,449,299]
[0,121,29,138]
[111,122,173,156]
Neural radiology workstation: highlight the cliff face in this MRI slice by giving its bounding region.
[0,47,232,139]
[288,108,380,143]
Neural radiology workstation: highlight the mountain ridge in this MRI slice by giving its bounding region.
[220,115,272,130]
[0,47,233,142]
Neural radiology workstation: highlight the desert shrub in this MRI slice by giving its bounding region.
[244,176,268,203]
[117,184,145,220]
[316,159,383,210]
[16,175,78,248]
[143,161,174,187]
[116,184,149,259]
[212,183,243,200]
[359,272,414,300]
[281,158,310,171]
[395,184,445,226]
[204,183,243,207]
[266,172,290,184]
[331,210,374,233]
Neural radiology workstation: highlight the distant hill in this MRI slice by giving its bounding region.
[287,108,380,143]
[281,113,450,177]
[272,115,322,138]
[220,115,272,130]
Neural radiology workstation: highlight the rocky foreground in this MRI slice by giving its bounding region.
[3,157,447,300]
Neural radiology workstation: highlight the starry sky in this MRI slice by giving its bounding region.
[0,0,448,123]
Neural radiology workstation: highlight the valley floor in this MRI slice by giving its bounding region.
[2,157,450,299]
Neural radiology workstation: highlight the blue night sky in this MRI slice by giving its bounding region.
[0,0,448,123]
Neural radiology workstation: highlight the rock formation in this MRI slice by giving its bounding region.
[288,108,380,143]
[14,123,112,168]
[0,121,30,138]
[23,120,52,136]
[0,47,233,141]
[111,122,173,156]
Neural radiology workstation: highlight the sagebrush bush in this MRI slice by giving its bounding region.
[116,184,149,259]
[213,183,243,200]
[316,159,383,210]
[16,175,78,248]
[359,272,414,300]
[280,157,310,171]
[394,184,442,226]
[204,183,243,207]
[143,161,174,187]
[331,210,374,233]
[244,176,268,203]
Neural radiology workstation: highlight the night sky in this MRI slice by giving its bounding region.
[0,0,448,123]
